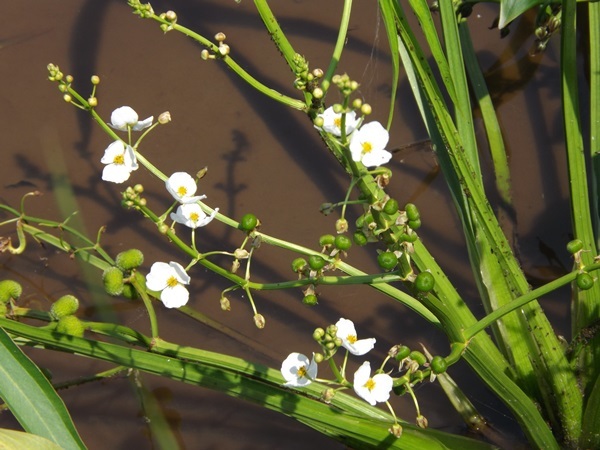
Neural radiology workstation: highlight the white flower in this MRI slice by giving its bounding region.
[353,361,393,406]
[315,106,360,137]
[145,261,190,308]
[335,318,376,356]
[100,140,139,183]
[280,352,318,387]
[166,172,207,204]
[349,121,392,167]
[170,204,219,228]
[109,106,153,131]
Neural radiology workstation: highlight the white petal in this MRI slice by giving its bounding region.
[132,116,154,131]
[371,373,393,403]
[145,262,172,291]
[360,122,389,149]
[110,106,138,130]
[161,284,189,308]
[347,338,377,356]
[102,164,132,184]
[123,145,139,171]
[280,352,315,387]
[361,149,392,168]
[101,140,125,163]
[353,362,376,405]
[168,261,190,284]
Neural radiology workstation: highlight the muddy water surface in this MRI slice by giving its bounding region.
[1,1,571,448]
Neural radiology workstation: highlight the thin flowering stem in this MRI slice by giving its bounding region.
[321,0,354,95]
[131,271,160,339]
[141,12,307,112]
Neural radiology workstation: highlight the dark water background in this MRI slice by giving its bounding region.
[0,1,572,448]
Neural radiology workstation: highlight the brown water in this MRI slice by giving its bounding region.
[0,1,571,448]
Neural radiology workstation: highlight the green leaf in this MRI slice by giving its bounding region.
[0,327,86,450]
[0,429,64,450]
[499,0,543,29]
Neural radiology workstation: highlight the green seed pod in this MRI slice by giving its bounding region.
[240,213,259,232]
[103,267,125,296]
[394,345,411,361]
[116,249,144,271]
[383,198,399,215]
[576,272,594,290]
[566,239,584,255]
[308,255,327,271]
[0,280,23,304]
[377,251,398,271]
[56,315,85,337]
[403,232,418,243]
[292,257,308,273]
[50,295,79,320]
[319,234,335,247]
[334,235,352,251]
[408,218,422,230]
[122,272,146,299]
[302,294,318,306]
[353,231,368,246]
[409,350,427,366]
[415,271,435,292]
[405,203,420,221]
[430,356,448,374]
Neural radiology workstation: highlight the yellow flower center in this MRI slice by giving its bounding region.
[189,212,199,222]
[296,366,307,378]
[362,142,373,154]
[346,334,358,344]
[364,378,376,391]
[177,186,188,197]
[334,117,342,129]
[166,276,179,288]
[113,154,125,165]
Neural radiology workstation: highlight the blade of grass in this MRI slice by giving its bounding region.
[0,327,85,450]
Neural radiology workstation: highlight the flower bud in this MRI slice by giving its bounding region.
[88,97,98,107]
[158,223,170,234]
[66,75,73,83]
[253,313,265,329]
[333,103,343,114]
[312,68,324,78]
[103,267,125,296]
[218,44,230,56]
[312,87,323,99]
[116,249,144,271]
[321,388,335,403]
[220,296,231,311]
[231,259,241,273]
[312,327,325,341]
[416,415,428,429]
[165,10,177,21]
[158,111,172,124]
[389,423,403,438]
[215,32,227,42]
[314,352,324,363]
[91,75,100,85]
[50,294,79,319]
[352,98,363,110]
[56,315,85,337]
[313,116,324,128]
[134,184,144,194]
[361,103,372,115]
[335,218,348,234]
[63,94,72,103]
[0,280,23,304]
[234,248,249,259]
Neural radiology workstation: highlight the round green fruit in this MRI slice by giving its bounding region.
[239,213,258,232]
[308,255,327,271]
[415,271,435,292]
[576,272,594,290]
[334,235,352,251]
[377,251,398,271]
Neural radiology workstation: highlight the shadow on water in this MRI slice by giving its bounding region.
[0,1,573,448]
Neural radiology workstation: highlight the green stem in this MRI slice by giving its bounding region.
[321,0,353,95]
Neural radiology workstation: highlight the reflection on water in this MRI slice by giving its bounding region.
[0,0,571,448]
